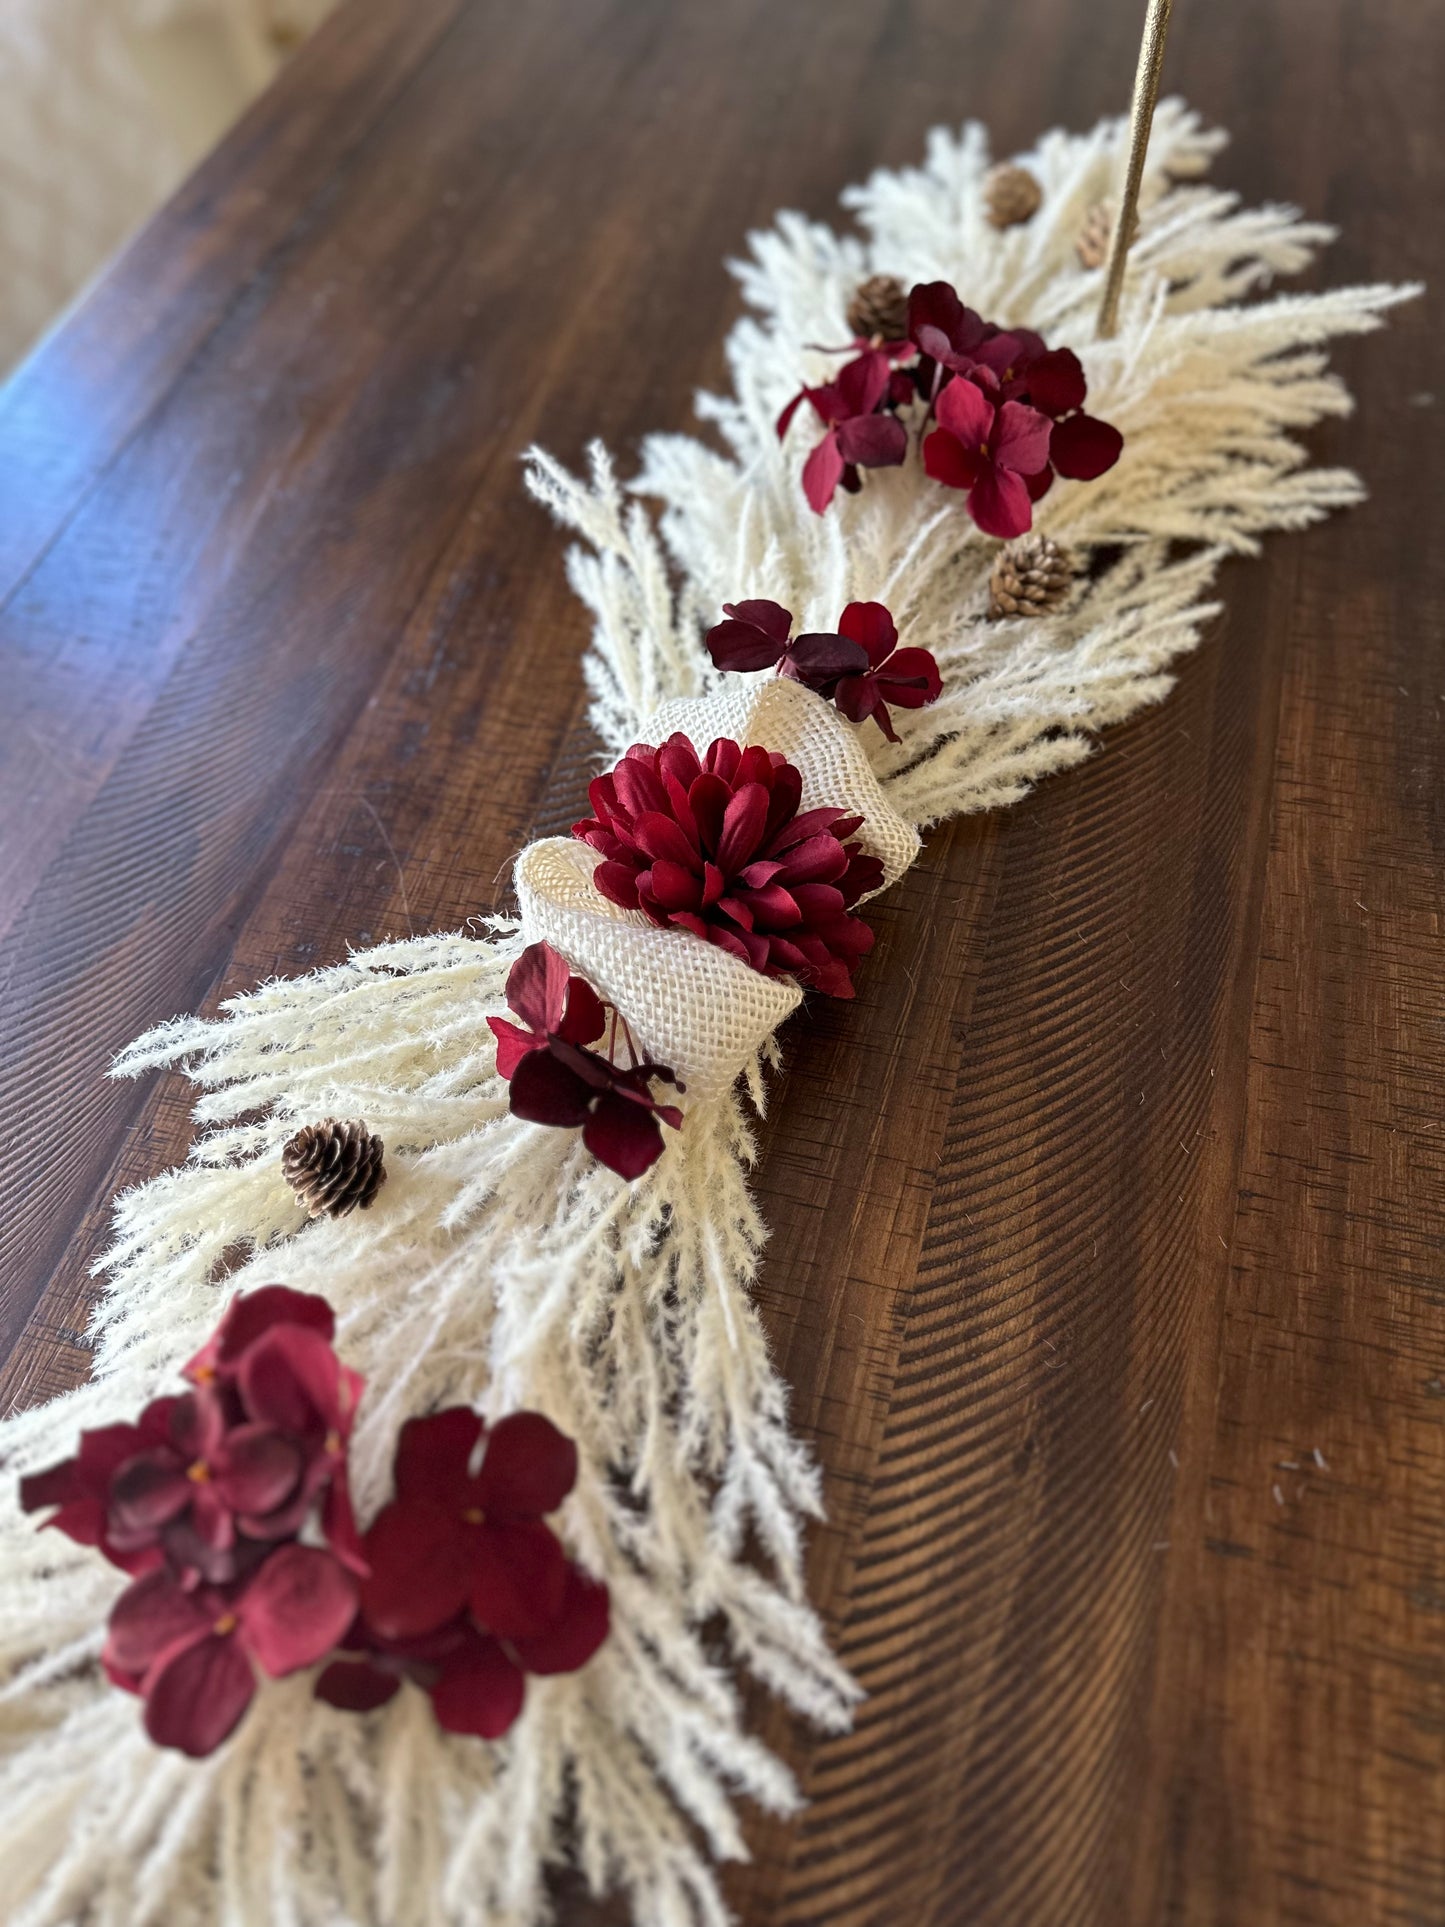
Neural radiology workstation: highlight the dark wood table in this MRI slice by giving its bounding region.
[2,1,1441,1920]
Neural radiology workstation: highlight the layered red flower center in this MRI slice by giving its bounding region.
[572,733,883,999]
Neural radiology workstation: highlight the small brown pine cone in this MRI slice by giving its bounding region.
[846,273,910,344]
[283,1118,386,1219]
[1076,198,1140,270]
[987,534,1078,620]
[984,163,1043,230]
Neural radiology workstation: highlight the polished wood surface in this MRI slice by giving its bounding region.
[1,1,1441,1920]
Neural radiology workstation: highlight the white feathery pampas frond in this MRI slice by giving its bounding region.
[0,102,1417,1926]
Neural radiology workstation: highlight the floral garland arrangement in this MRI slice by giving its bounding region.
[0,101,1416,1927]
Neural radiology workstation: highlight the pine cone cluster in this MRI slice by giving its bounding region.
[988,534,1077,620]
[282,1118,386,1220]
[846,273,910,344]
[984,164,1043,230]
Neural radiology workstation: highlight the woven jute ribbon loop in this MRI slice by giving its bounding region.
[514,677,920,1102]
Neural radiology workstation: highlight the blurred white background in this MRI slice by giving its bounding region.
[0,0,336,375]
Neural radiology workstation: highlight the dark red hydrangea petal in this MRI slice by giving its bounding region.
[833,673,891,737]
[583,1093,666,1179]
[991,400,1053,477]
[143,1629,256,1758]
[107,1451,192,1539]
[508,1055,601,1125]
[832,348,891,418]
[706,617,790,673]
[315,1658,400,1713]
[1021,346,1087,416]
[877,648,943,708]
[1024,465,1055,503]
[1050,411,1124,480]
[488,1016,541,1079]
[802,431,846,514]
[105,1568,212,1676]
[360,1499,471,1640]
[238,1544,359,1679]
[723,598,792,643]
[922,428,981,491]
[968,465,1034,539]
[501,941,568,1035]
[394,1407,484,1508]
[780,632,870,692]
[239,1324,363,1447]
[935,373,995,446]
[836,601,898,666]
[834,412,907,468]
[468,1518,569,1640]
[473,1411,578,1518]
[429,1633,525,1739]
[184,1286,335,1384]
[211,1425,304,1518]
[512,1567,611,1676]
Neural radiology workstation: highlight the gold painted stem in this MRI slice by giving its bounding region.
[1096,0,1174,339]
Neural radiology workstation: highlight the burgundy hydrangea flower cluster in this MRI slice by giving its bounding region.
[778,279,1123,536]
[573,734,882,998]
[489,941,683,1180]
[703,598,942,744]
[19,1292,609,1758]
[315,1407,607,1739]
[20,1288,364,1757]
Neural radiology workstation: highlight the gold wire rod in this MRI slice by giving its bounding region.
[1097,0,1175,339]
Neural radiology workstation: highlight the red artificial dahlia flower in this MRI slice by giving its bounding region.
[921,374,1053,538]
[104,1543,358,1757]
[317,1404,609,1737]
[777,347,909,512]
[704,599,941,743]
[829,602,944,742]
[490,942,683,1180]
[573,735,882,999]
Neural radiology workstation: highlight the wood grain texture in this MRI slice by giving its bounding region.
[1,1,1441,1922]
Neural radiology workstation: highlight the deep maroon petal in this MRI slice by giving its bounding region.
[934,374,995,445]
[968,465,1034,539]
[715,783,770,872]
[631,811,701,870]
[322,1467,368,1577]
[876,647,943,707]
[835,601,898,666]
[583,1094,667,1180]
[359,1500,470,1640]
[502,942,569,1036]
[706,617,788,673]
[468,1519,569,1639]
[832,673,880,726]
[108,1445,194,1538]
[239,1326,360,1443]
[239,1544,359,1678]
[687,772,730,851]
[783,632,870,691]
[105,1569,211,1675]
[143,1631,256,1758]
[212,1426,304,1518]
[1024,465,1055,503]
[833,348,890,418]
[834,411,907,469]
[513,1567,611,1676]
[802,432,846,514]
[922,427,982,491]
[474,1412,578,1518]
[721,598,792,644]
[430,1634,525,1739]
[507,1048,594,1128]
[315,1659,400,1713]
[394,1407,484,1507]
[611,755,669,821]
[591,860,643,910]
[1022,347,1087,417]
[489,1016,541,1080]
[1050,411,1124,480]
[991,400,1053,477]
[184,1287,336,1384]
